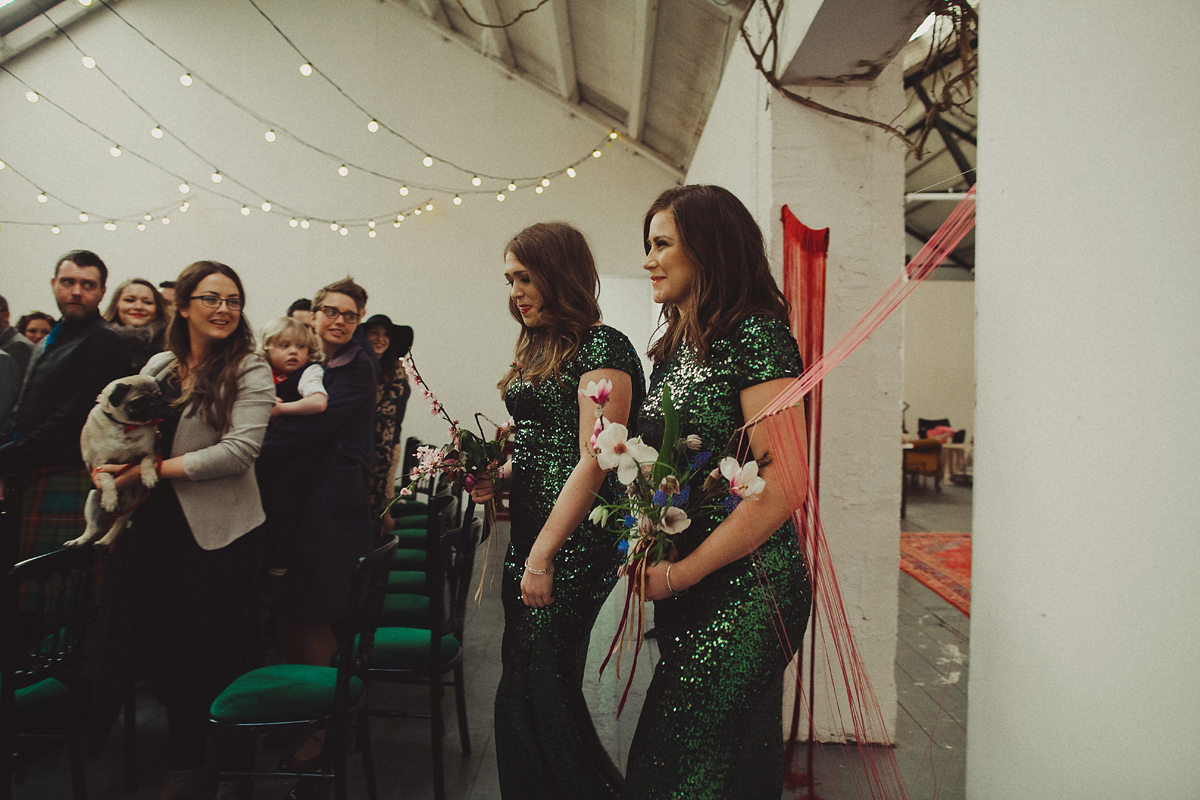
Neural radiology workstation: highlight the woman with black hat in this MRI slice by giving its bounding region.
[362,313,412,533]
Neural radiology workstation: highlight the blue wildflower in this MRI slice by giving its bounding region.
[624,514,636,530]
[652,490,668,507]
[690,450,714,470]
[674,485,692,507]
[617,540,629,556]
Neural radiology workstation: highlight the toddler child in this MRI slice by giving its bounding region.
[256,317,327,603]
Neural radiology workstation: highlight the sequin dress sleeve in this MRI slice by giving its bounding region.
[623,314,813,800]
[496,325,646,800]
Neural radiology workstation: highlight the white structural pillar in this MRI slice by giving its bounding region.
[970,3,1200,797]
[688,4,910,740]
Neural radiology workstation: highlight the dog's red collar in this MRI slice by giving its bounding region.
[102,411,164,433]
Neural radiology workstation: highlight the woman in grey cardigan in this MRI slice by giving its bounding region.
[96,261,273,799]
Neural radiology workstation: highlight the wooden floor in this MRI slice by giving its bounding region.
[15,481,970,799]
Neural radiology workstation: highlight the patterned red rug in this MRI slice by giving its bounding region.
[899,532,971,616]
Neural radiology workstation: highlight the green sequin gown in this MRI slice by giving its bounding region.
[622,315,813,800]
[496,325,646,800]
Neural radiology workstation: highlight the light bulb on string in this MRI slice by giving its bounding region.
[51,225,61,234]
[452,195,462,205]
[137,223,146,231]
[299,63,313,76]
[337,165,349,177]
[0,160,5,169]
[104,222,116,231]
[566,167,576,178]
[25,91,39,103]
[261,201,272,212]
[592,150,602,158]
[240,206,250,216]
[36,192,48,203]
[507,182,517,192]
[144,213,153,221]
[339,227,348,236]
[422,155,433,168]
[609,131,619,139]
[496,193,505,202]
[300,219,310,229]
[398,186,409,196]
[541,178,550,187]
[471,176,481,187]
[367,120,379,133]
[413,208,421,216]
[78,0,92,6]
[179,73,193,87]
[289,218,298,228]
[396,214,405,222]
[393,220,401,228]
[368,220,375,229]
[151,126,164,139]
[535,186,543,194]
[425,202,433,211]
[211,171,223,184]
[161,216,170,225]
[81,56,96,69]
[330,222,339,231]
[368,230,377,238]
[179,183,191,194]
[264,130,276,142]
[79,212,89,222]
[110,145,122,158]
[179,202,189,212]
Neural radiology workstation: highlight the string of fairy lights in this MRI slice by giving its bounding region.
[0,0,624,236]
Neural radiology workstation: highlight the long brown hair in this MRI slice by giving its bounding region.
[166,261,257,433]
[644,185,790,364]
[497,222,601,393]
[103,278,169,327]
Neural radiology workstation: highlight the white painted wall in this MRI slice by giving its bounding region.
[902,280,975,438]
[0,0,676,450]
[970,3,1200,797]
[687,34,905,741]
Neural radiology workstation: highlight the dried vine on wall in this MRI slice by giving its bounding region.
[740,0,978,158]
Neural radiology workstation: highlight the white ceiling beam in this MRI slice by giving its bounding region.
[627,0,657,141]
[546,0,578,103]
[459,0,515,67]
[410,0,449,26]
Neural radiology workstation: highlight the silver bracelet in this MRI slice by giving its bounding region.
[665,562,688,597]
[524,559,554,575]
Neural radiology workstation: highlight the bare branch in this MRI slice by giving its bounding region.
[453,0,551,29]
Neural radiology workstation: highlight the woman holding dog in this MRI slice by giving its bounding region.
[97,261,274,799]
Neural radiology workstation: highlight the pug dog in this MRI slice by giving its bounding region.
[65,375,165,548]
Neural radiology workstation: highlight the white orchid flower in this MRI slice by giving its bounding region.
[719,456,767,499]
[657,506,692,535]
[595,424,659,485]
[588,506,611,526]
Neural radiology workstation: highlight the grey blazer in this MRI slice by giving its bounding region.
[142,351,274,550]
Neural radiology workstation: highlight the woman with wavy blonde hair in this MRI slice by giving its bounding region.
[472,222,645,799]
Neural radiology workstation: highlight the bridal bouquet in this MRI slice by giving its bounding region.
[583,378,768,712]
[391,353,514,528]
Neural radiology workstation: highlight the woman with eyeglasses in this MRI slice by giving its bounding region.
[95,261,274,798]
[257,276,377,771]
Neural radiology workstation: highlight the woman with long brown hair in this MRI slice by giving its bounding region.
[471,222,644,799]
[97,261,274,799]
[622,185,812,799]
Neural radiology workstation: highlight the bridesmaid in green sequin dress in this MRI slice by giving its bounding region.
[623,186,813,800]
[470,222,645,800]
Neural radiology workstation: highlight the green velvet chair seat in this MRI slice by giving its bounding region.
[391,548,425,570]
[371,628,461,671]
[209,664,364,724]
[393,527,428,548]
[385,570,426,594]
[3,676,68,723]
[379,593,430,628]
[393,513,427,529]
